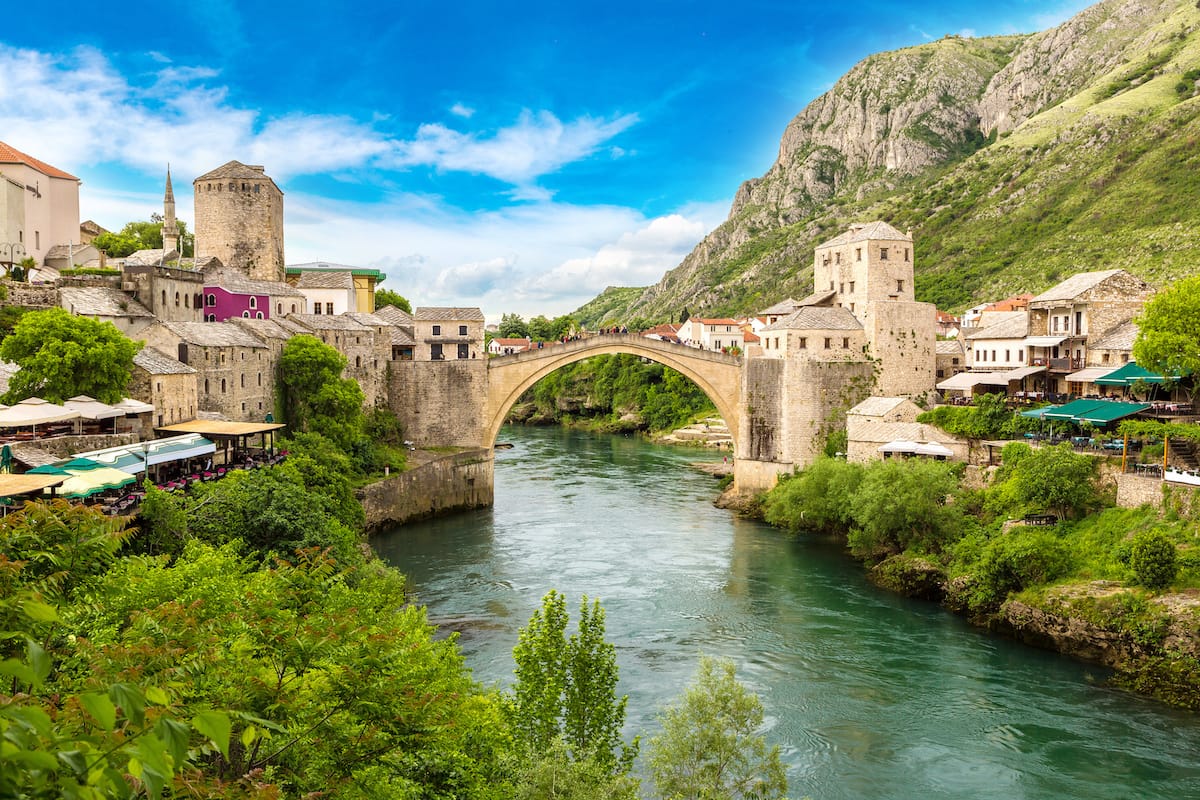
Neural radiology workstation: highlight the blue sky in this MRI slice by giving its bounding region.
[0,0,1092,318]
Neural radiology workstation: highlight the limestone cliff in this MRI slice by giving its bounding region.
[576,0,1200,325]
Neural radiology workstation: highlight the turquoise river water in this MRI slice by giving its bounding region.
[371,425,1200,799]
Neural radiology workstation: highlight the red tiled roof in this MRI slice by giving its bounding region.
[743,331,761,343]
[0,141,79,181]
[982,294,1033,312]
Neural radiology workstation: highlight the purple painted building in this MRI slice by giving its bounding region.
[202,266,306,322]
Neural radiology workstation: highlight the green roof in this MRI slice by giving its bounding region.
[1019,405,1061,419]
[1043,400,1106,420]
[1094,362,1173,386]
[1074,402,1152,424]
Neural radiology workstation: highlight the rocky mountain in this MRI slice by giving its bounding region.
[576,0,1200,325]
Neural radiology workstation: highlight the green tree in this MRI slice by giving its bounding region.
[1129,528,1178,589]
[1009,443,1098,519]
[499,313,530,339]
[375,287,412,313]
[278,334,365,449]
[0,307,141,403]
[1134,275,1200,400]
[93,215,195,257]
[849,458,962,556]
[529,315,555,341]
[508,591,638,774]
[763,457,865,535]
[648,657,787,800]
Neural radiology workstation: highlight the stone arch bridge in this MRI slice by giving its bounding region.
[486,334,742,447]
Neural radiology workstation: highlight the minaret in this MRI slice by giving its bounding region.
[162,166,181,254]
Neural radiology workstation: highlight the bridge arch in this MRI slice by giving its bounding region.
[485,334,742,448]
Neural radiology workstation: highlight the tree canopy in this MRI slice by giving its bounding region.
[278,335,365,449]
[374,288,412,313]
[1134,275,1200,391]
[92,214,194,258]
[0,308,141,404]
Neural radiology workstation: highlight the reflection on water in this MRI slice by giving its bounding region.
[372,426,1200,799]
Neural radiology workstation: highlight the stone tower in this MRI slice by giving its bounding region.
[192,161,285,282]
[161,167,180,254]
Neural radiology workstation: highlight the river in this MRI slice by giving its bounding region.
[371,425,1200,799]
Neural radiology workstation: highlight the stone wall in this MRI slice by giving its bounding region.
[780,358,876,469]
[389,359,487,447]
[359,449,494,530]
[1,281,57,308]
[867,300,936,400]
[28,433,139,458]
[738,357,784,464]
[129,368,198,428]
[123,266,205,323]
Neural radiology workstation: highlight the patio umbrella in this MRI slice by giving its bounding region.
[57,467,138,498]
[913,441,954,457]
[0,444,12,473]
[62,396,124,421]
[0,397,81,428]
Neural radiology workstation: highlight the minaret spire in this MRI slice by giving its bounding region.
[162,165,181,255]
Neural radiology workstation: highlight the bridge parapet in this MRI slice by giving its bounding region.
[489,333,742,367]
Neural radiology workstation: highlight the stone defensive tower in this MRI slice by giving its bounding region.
[193,161,284,282]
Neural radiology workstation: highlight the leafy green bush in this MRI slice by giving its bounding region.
[1130,528,1179,590]
[762,457,864,535]
[971,527,1074,609]
[848,459,962,556]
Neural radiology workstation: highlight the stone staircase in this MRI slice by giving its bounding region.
[1168,438,1200,471]
[658,416,733,449]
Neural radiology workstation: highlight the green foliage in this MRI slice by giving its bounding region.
[1129,528,1178,589]
[279,334,365,449]
[647,656,788,800]
[92,215,194,257]
[970,527,1074,610]
[374,288,412,313]
[0,307,141,403]
[1008,443,1098,520]
[918,393,1028,439]
[508,591,638,777]
[506,737,640,799]
[1133,274,1200,394]
[499,313,530,338]
[134,483,189,557]
[762,457,864,535]
[849,458,962,556]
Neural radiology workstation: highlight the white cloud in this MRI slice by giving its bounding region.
[450,102,475,118]
[388,109,639,186]
[0,44,635,189]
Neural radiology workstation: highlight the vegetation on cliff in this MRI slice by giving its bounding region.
[574,0,1200,324]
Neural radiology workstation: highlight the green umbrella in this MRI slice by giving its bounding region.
[0,445,11,474]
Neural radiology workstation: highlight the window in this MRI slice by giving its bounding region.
[184,294,190,308]
[979,351,986,362]
[204,379,209,394]
[291,304,297,313]
[1102,352,1111,364]
[855,248,862,262]
[277,303,282,314]
[457,343,469,359]
[240,374,245,388]
[952,357,959,365]
[1005,350,1011,362]
[1018,349,1024,362]
[249,296,257,309]
[355,356,362,368]
[242,311,250,318]
[798,337,806,349]
[849,281,855,293]
[839,282,844,293]
[35,231,39,249]
[255,311,263,319]
[207,294,216,306]
[314,304,322,314]
[241,352,245,360]
[1052,317,1059,332]
[835,252,841,265]
[842,337,849,348]
[905,248,910,261]
[774,337,780,349]
[162,290,167,306]
[824,338,831,349]
[258,373,262,386]
[156,382,161,392]
[431,343,444,360]
[991,350,997,362]
[459,325,468,336]
[849,303,855,312]
[326,303,334,315]
[937,369,944,378]
[221,378,226,393]
[433,325,442,336]
[829,281,834,290]
[714,340,722,350]
[896,279,904,293]
[880,247,888,260]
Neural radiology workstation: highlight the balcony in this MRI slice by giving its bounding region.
[1048,357,1083,371]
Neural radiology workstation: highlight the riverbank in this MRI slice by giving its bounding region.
[359,447,493,531]
[738,457,1200,710]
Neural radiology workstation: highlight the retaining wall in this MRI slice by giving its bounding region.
[359,448,494,530]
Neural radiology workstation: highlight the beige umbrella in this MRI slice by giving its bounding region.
[0,397,82,428]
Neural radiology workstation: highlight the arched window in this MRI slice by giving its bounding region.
[161,290,167,306]
[255,311,263,319]
[243,311,250,318]
[175,292,180,307]
[221,378,226,393]
[291,304,297,313]
[248,296,257,309]
[355,356,362,368]
[207,294,216,306]
[204,378,209,394]
[277,303,282,315]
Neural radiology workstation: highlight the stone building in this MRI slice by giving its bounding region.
[287,313,392,407]
[0,140,80,266]
[121,263,206,323]
[139,321,275,422]
[758,306,865,358]
[130,347,198,429]
[935,339,966,382]
[193,161,285,283]
[292,270,358,316]
[412,307,485,362]
[286,262,385,313]
[59,287,156,336]
[1027,269,1152,394]
[201,264,306,321]
[373,305,416,360]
